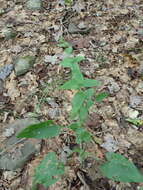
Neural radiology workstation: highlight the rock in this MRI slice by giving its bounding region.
[3,171,18,180]
[121,106,139,118]
[0,64,13,80]
[101,134,119,152]
[44,55,58,65]
[68,23,90,34]
[14,56,35,76]
[2,128,15,137]
[2,28,17,40]
[129,95,142,108]
[48,108,59,119]
[26,0,42,10]
[0,118,41,170]
[128,109,139,119]
[46,97,59,107]
[78,22,87,29]
[108,81,120,94]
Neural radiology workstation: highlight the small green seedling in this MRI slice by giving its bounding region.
[17,40,143,189]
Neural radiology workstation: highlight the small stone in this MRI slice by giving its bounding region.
[2,128,15,137]
[14,56,35,76]
[46,98,59,107]
[129,95,142,108]
[68,23,90,34]
[108,81,120,94]
[78,22,86,29]
[0,64,13,80]
[44,55,58,65]
[0,118,41,170]
[122,106,139,118]
[48,108,59,119]
[11,45,22,54]
[128,109,139,119]
[26,0,42,10]
[3,171,17,180]
[2,28,17,40]
[101,134,119,152]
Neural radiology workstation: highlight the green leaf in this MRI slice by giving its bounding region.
[64,0,73,5]
[68,123,80,131]
[79,100,94,123]
[60,79,81,90]
[126,118,143,126]
[83,79,101,87]
[84,88,94,97]
[75,128,92,144]
[100,152,143,182]
[71,63,84,82]
[95,92,108,102]
[64,47,73,55]
[73,148,89,162]
[68,123,92,144]
[60,56,84,68]
[32,152,64,189]
[70,91,86,119]
[17,120,61,139]
[58,38,71,48]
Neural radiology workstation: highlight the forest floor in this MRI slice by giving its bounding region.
[0,0,143,189]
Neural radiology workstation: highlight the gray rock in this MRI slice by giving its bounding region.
[0,118,41,170]
[48,108,59,119]
[68,23,90,34]
[26,0,42,10]
[0,64,13,80]
[108,81,120,94]
[129,95,142,108]
[2,28,17,40]
[101,134,119,152]
[14,56,35,76]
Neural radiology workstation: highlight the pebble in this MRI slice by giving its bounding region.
[0,118,41,170]
[14,56,35,76]
[108,81,120,94]
[26,0,42,10]
[0,64,13,80]
[129,95,142,108]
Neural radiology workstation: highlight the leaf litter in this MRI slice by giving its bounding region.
[0,0,143,189]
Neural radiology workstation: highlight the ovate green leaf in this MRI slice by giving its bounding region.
[83,79,101,87]
[60,79,80,90]
[17,120,61,139]
[60,56,84,68]
[100,152,143,182]
[70,91,86,119]
[71,63,84,82]
[32,152,64,189]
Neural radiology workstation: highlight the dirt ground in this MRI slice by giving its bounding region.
[0,0,143,189]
